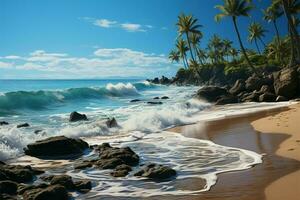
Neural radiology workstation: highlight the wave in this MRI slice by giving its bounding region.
[0,82,153,113]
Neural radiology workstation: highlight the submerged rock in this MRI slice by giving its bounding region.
[0,121,9,126]
[24,136,89,158]
[74,180,92,193]
[69,111,88,122]
[0,164,43,183]
[130,99,141,103]
[161,96,169,99]
[147,101,163,105]
[110,164,132,177]
[17,123,30,128]
[134,164,176,180]
[106,117,118,128]
[49,175,74,190]
[153,97,160,99]
[0,180,18,195]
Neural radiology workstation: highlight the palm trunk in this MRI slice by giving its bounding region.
[195,46,204,65]
[183,54,189,69]
[282,0,300,64]
[273,20,283,64]
[185,32,196,63]
[232,16,258,75]
[288,24,297,67]
[258,37,266,48]
[254,39,261,54]
[182,57,187,69]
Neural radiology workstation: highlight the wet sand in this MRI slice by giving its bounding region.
[168,104,300,200]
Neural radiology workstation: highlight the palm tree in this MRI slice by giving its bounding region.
[223,39,233,61]
[208,35,224,64]
[169,50,180,63]
[190,32,205,64]
[229,48,239,62]
[177,14,202,63]
[176,38,189,69]
[215,0,258,75]
[277,0,300,66]
[248,22,267,54]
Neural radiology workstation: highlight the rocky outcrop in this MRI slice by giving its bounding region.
[0,121,9,126]
[273,67,299,99]
[24,136,89,158]
[215,95,238,105]
[69,111,88,122]
[229,79,245,95]
[134,164,176,180]
[259,93,277,102]
[106,117,118,128]
[245,75,272,91]
[196,86,229,102]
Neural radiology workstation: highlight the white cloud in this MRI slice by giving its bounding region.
[4,55,21,59]
[0,49,177,78]
[121,23,146,32]
[93,19,117,28]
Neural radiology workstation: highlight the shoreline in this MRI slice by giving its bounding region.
[168,102,300,200]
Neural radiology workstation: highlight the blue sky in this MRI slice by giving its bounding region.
[0,0,288,79]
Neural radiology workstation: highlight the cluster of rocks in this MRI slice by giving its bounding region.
[1,135,177,199]
[147,76,173,85]
[196,67,299,105]
[130,96,170,105]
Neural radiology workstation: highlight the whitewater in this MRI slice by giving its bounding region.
[0,79,293,197]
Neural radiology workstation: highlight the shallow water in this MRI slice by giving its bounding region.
[0,79,293,197]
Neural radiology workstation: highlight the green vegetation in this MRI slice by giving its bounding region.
[169,0,300,84]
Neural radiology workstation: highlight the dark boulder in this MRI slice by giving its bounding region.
[0,181,18,195]
[134,164,176,180]
[106,117,118,128]
[110,164,132,177]
[260,85,273,93]
[160,76,170,84]
[95,143,139,166]
[49,175,74,190]
[23,185,68,200]
[130,99,141,103]
[273,67,299,99]
[245,75,270,91]
[24,136,89,158]
[241,91,260,102]
[152,78,159,84]
[161,96,169,99]
[17,123,30,128]
[0,121,9,126]
[17,183,48,195]
[215,95,238,105]
[69,111,88,122]
[259,93,277,102]
[153,97,160,99]
[74,180,92,193]
[229,79,245,95]
[95,158,125,169]
[196,86,229,102]
[0,164,42,183]
[147,101,163,105]
[74,162,93,170]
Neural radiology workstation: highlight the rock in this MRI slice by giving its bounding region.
[49,175,74,190]
[74,180,92,193]
[241,91,260,102]
[95,158,124,169]
[0,181,18,195]
[0,193,17,199]
[276,96,288,102]
[161,96,169,99]
[147,101,163,105]
[134,164,176,180]
[153,97,160,99]
[106,117,118,128]
[110,164,132,177]
[0,121,9,126]
[17,183,48,195]
[130,99,141,103]
[160,76,170,84]
[24,136,89,158]
[260,85,273,93]
[17,123,30,128]
[245,75,272,91]
[215,95,238,105]
[273,68,299,99]
[69,111,88,122]
[95,143,139,166]
[74,162,93,170]
[229,79,246,95]
[152,78,159,84]
[259,93,277,102]
[196,86,229,102]
[0,164,41,183]
[23,185,68,200]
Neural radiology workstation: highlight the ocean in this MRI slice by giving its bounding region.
[0,79,291,197]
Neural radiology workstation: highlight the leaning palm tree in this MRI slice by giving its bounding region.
[177,14,202,63]
[263,3,283,44]
[176,38,190,69]
[215,0,258,75]
[248,22,267,54]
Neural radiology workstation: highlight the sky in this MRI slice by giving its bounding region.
[0,0,289,79]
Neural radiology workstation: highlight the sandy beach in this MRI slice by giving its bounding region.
[168,102,300,200]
